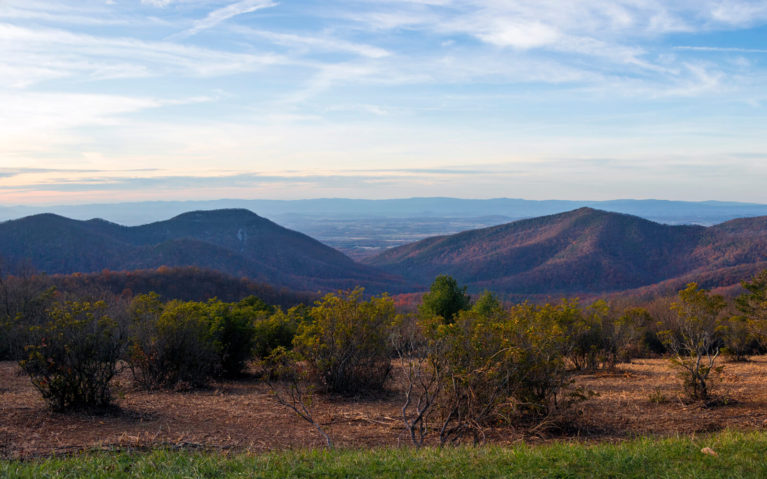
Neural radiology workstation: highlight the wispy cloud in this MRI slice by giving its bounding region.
[675,46,767,54]
[141,0,174,6]
[231,26,391,58]
[0,23,286,88]
[171,0,278,39]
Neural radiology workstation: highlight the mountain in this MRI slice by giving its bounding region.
[5,198,767,260]
[0,209,411,294]
[364,208,767,296]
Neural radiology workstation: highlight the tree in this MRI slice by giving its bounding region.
[471,291,502,317]
[659,283,726,401]
[391,313,442,448]
[264,347,333,449]
[419,275,471,323]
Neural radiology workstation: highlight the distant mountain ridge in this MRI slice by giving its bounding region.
[364,208,767,296]
[3,198,767,226]
[0,209,411,294]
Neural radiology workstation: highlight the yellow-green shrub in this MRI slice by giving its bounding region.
[293,288,396,394]
[20,300,123,411]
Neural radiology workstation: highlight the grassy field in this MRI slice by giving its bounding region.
[3,430,766,479]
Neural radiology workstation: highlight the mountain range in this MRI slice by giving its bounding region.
[6,198,767,260]
[0,209,411,294]
[2,207,767,300]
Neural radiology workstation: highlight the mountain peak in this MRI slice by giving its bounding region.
[170,209,263,222]
[365,205,730,295]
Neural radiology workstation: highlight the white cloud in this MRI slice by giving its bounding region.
[710,0,767,25]
[172,0,278,38]
[232,27,391,58]
[0,23,286,88]
[474,20,560,49]
[675,46,767,54]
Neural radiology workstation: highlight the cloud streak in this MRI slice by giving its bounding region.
[171,0,278,39]
[675,46,767,54]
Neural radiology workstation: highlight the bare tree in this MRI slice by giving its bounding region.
[265,347,333,449]
[393,320,442,448]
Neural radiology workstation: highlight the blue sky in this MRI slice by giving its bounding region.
[1,0,767,204]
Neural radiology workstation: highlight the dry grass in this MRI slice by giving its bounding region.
[2,356,767,458]
[573,356,767,436]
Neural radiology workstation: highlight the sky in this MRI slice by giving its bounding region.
[1,0,767,205]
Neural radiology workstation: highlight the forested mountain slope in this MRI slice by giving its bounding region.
[0,209,411,293]
[365,208,767,295]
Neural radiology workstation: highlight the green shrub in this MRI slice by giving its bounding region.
[19,300,123,411]
[128,295,220,389]
[557,300,605,371]
[419,301,573,444]
[211,299,258,377]
[128,294,269,387]
[659,283,726,401]
[252,306,303,359]
[505,303,572,415]
[293,288,396,394]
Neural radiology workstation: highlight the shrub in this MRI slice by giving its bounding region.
[719,315,759,361]
[659,283,726,401]
[128,295,220,389]
[0,270,55,360]
[417,301,573,444]
[252,306,303,359]
[211,298,259,377]
[128,294,273,387]
[736,270,767,348]
[293,288,395,394]
[613,307,654,361]
[564,300,608,371]
[539,299,594,370]
[19,300,123,411]
[506,303,572,415]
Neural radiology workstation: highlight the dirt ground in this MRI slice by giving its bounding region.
[2,357,767,458]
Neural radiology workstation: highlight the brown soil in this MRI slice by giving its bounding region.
[2,357,767,458]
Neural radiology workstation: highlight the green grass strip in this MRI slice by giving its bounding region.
[3,430,766,479]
